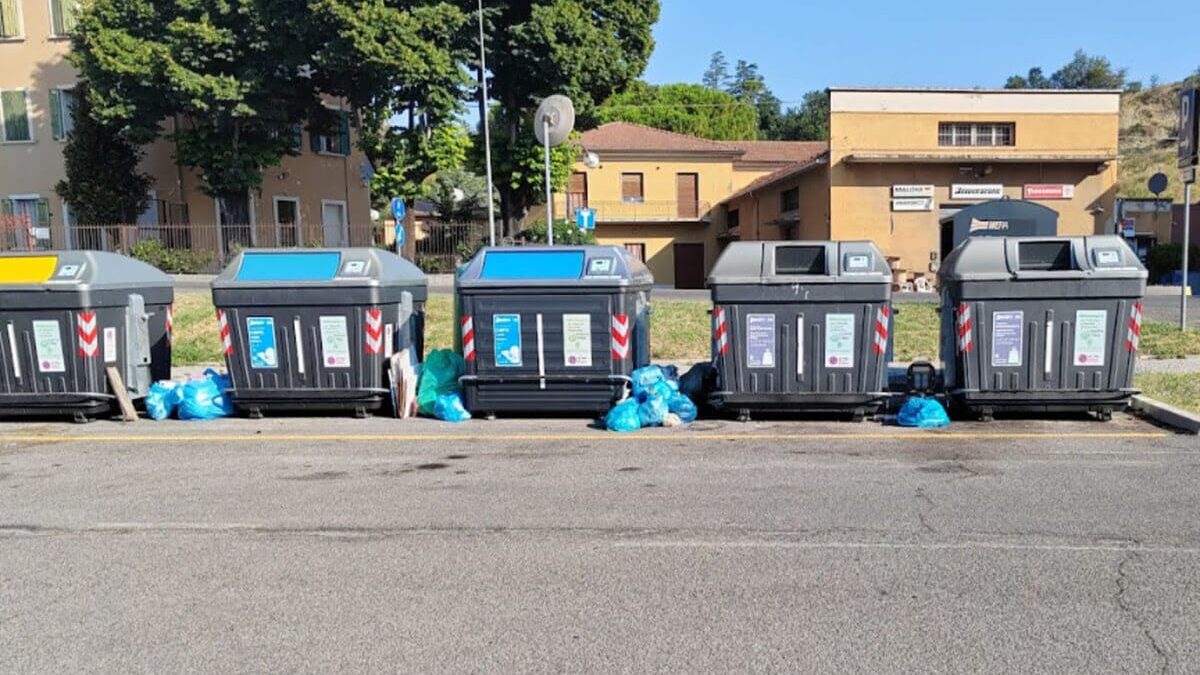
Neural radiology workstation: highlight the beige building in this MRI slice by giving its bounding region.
[0,0,372,255]
[722,88,1121,286]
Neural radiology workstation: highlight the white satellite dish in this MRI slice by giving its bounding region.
[534,95,575,246]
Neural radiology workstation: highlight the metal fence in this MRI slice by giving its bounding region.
[414,220,489,273]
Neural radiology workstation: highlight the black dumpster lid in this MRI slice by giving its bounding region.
[0,250,173,291]
[456,246,654,289]
[212,248,428,289]
[939,236,1147,282]
[706,241,892,286]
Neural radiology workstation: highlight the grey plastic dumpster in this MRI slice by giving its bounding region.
[211,249,427,418]
[938,235,1147,420]
[707,241,894,420]
[455,246,653,415]
[0,251,174,421]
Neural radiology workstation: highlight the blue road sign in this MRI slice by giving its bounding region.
[576,207,596,230]
[390,197,407,221]
[395,223,407,248]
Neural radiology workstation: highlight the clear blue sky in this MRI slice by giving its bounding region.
[643,0,1199,105]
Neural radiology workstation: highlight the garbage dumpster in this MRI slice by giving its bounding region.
[211,249,427,418]
[707,241,893,420]
[938,235,1147,420]
[455,246,653,415]
[0,251,174,421]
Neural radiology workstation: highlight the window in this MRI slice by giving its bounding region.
[2,196,50,250]
[49,0,80,36]
[50,87,78,140]
[1,90,32,142]
[938,122,1015,147]
[623,243,646,262]
[780,187,800,212]
[727,208,740,229]
[621,173,644,203]
[274,196,301,247]
[311,111,351,156]
[291,123,303,151]
[0,0,22,38]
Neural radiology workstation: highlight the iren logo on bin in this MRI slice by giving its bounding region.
[611,314,631,360]
[365,308,383,355]
[76,311,98,358]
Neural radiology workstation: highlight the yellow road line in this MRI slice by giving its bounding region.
[0,432,1171,443]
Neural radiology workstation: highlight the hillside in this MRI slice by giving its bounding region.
[1119,82,1194,201]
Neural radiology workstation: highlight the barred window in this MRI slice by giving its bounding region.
[938,122,1015,147]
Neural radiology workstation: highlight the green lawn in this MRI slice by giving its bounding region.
[171,294,1200,367]
[1135,374,1200,414]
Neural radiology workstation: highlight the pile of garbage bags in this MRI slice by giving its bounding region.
[606,365,699,433]
[146,369,234,421]
[418,349,471,423]
[896,396,950,428]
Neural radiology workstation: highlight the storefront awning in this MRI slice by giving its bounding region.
[843,152,1116,164]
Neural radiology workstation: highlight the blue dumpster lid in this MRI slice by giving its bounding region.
[456,246,654,289]
[0,250,173,291]
[706,241,892,286]
[939,236,1147,282]
[212,248,428,288]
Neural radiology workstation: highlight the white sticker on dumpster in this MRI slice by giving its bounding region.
[991,311,1024,367]
[1074,310,1108,367]
[32,321,66,373]
[319,316,351,368]
[746,314,776,368]
[104,327,118,363]
[562,314,592,367]
[246,317,279,369]
[825,314,855,368]
[493,314,523,367]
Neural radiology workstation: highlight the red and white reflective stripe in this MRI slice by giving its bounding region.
[1126,301,1144,352]
[365,308,383,354]
[461,315,476,361]
[611,313,631,360]
[713,306,730,355]
[957,302,974,353]
[872,305,890,355]
[77,311,98,358]
[217,310,233,356]
[165,306,174,346]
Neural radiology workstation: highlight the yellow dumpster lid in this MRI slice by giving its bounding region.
[0,255,57,284]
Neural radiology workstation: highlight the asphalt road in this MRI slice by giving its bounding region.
[1,415,1197,673]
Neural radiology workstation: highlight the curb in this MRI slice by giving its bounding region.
[1130,395,1200,435]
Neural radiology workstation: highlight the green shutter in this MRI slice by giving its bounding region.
[1,91,31,142]
[0,0,19,38]
[50,90,64,140]
[62,0,79,34]
[36,198,50,227]
[338,112,351,156]
[0,199,12,217]
[50,0,64,34]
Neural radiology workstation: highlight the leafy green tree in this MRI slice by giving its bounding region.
[599,82,757,140]
[777,90,829,141]
[1005,67,1051,89]
[726,60,766,104]
[55,84,152,224]
[424,168,492,220]
[1005,52,1125,90]
[477,0,661,234]
[702,51,730,90]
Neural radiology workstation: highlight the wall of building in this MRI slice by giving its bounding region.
[593,221,716,286]
[724,166,830,243]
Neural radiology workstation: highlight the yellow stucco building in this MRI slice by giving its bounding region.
[0,0,372,255]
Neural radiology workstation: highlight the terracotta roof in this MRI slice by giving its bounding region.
[734,140,828,164]
[580,122,744,154]
[720,153,830,205]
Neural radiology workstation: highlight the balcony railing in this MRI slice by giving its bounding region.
[565,200,713,223]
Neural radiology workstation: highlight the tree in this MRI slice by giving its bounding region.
[55,84,153,225]
[1184,67,1200,88]
[1004,51,1125,90]
[478,0,661,235]
[755,89,784,140]
[702,51,730,90]
[471,107,578,231]
[70,0,467,224]
[599,82,757,140]
[777,90,829,141]
[727,60,766,104]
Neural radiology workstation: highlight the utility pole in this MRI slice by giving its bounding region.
[477,0,497,247]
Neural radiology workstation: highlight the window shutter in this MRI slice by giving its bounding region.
[1,91,30,142]
[62,0,79,34]
[36,198,50,226]
[0,199,12,217]
[0,0,18,38]
[50,90,64,140]
[621,173,642,201]
[50,0,64,34]
[338,112,351,156]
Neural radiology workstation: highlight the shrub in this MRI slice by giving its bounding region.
[1147,243,1200,283]
[130,239,215,274]
[519,219,597,245]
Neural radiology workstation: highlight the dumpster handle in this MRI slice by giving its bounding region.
[459,374,632,385]
[5,323,20,380]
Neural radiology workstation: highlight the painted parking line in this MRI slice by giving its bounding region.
[0,431,1171,443]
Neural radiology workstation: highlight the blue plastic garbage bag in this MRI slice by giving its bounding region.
[630,365,666,396]
[638,395,669,427]
[639,379,675,403]
[606,398,641,433]
[145,380,183,421]
[897,397,950,428]
[178,369,234,421]
[667,392,698,423]
[435,392,472,423]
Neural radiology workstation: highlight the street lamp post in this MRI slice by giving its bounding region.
[477,0,497,247]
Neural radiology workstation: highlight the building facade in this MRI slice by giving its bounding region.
[0,0,372,256]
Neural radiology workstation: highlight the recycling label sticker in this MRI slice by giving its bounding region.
[493,314,523,367]
[991,311,1024,367]
[319,316,351,368]
[246,317,279,369]
[746,314,776,368]
[104,327,118,364]
[562,314,592,367]
[32,320,65,373]
[824,314,855,368]
[1074,310,1108,367]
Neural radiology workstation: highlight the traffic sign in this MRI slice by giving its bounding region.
[575,207,596,231]
[390,197,407,221]
[1183,166,1197,185]
[1180,88,1199,169]
[395,223,407,247]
